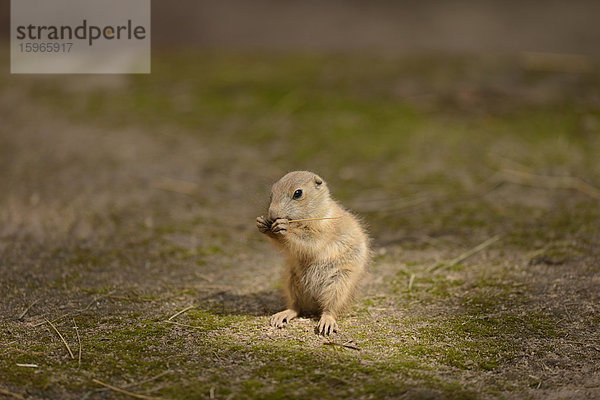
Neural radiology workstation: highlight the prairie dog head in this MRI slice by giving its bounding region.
[267,171,330,221]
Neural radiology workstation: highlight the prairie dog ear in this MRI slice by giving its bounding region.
[314,175,323,186]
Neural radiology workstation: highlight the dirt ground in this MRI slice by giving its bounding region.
[1,48,599,399]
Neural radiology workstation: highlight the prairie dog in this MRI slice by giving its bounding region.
[256,171,369,335]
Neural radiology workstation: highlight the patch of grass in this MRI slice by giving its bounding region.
[393,310,558,372]
[182,309,250,331]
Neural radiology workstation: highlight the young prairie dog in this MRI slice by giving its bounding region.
[256,171,369,335]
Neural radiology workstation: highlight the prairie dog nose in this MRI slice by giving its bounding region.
[267,208,278,222]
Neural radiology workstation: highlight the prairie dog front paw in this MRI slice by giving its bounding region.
[256,215,272,234]
[271,218,289,235]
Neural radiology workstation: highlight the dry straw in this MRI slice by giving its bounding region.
[427,235,501,273]
[0,388,24,399]
[92,379,167,400]
[167,305,195,321]
[17,299,39,320]
[288,217,341,223]
[73,319,82,368]
[45,318,74,359]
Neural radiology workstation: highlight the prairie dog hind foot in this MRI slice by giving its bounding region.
[316,313,338,336]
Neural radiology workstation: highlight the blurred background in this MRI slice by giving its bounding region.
[3,1,600,57]
[1,1,599,399]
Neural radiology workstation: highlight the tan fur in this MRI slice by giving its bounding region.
[256,171,369,335]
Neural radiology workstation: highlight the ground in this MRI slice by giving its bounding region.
[1,50,599,399]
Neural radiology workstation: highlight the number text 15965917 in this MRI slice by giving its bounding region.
[19,42,73,53]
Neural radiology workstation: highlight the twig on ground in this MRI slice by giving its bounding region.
[427,235,501,273]
[526,241,571,262]
[563,305,574,323]
[288,217,341,223]
[6,345,44,356]
[0,388,24,399]
[408,273,415,291]
[359,175,503,218]
[211,350,222,361]
[89,371,171,398]
[338,331,357,344]
[323,340,361,351]
[128,372,171,389]
[17,299,39,320]
[45,318,74,359]
[501,168,600,200]
[73,319,82,368]
[32,291,116,327]
[564,340,600,353]
[163,320,202,329]
[352,196,430,213]
[92,379,167,400]
[337,332,361,350]
[107,295,153,302]
[167,305,195,321]
[490,154,535,172]
[81,291,117,312]
[15,364,38,368]
[325,337,343,359]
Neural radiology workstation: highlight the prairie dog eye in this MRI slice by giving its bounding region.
[292,189,303,199]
